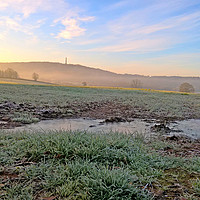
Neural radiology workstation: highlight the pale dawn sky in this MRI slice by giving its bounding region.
[0,0,200,76]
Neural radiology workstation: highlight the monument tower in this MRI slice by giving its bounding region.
[65,57,68,64]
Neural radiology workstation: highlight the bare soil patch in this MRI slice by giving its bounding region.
[148,168,200,200]
[0,100,183,129]
[156,135,200,158]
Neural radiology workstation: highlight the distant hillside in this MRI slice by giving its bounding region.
[0,62,200,92]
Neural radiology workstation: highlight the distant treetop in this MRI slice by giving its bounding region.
[32,73,39,81]
[179,82,195,93]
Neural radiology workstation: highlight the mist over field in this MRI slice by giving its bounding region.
[0,62,200,92]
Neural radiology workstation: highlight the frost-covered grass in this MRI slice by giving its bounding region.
[193,179,200,195]
[0,130,199,199]
[0,83,200,119]
[12,113,39,124]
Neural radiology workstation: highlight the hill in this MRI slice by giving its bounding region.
[0,62,200,91]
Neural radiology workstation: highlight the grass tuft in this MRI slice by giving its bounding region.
[0,130,199,199]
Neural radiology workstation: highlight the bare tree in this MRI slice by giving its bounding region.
[179,82,195,93]
[32,73,39,81]
[131,79,142,88]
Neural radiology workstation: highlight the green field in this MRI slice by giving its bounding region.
[0,83,200,120]
[0,83,200,199]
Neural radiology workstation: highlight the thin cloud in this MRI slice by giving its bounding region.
[0,0,94,40]
[0,16,44,36]
[0,0,67,17]
[56,15,95,40]
[85,37,174,53]
[127,11,200,36]
[78,16,95,22]
[0,0,200,75]
[57,18,86,39]
[83,1,200,53]
[0,16,21,31]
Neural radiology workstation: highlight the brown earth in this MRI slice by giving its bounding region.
[158,135,200,158]
[0,100,180,129]
[0,101,200,200]
[148,168,200,200]
[147,135,200,199]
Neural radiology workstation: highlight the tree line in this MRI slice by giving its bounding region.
[0,68,39,81]
[0,68,19,79]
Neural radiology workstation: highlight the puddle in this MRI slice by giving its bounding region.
[2,118,200,139]
[170,119,200,139]
[10,118,152,135]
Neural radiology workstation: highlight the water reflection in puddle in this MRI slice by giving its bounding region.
[3,118,200,139]
[12,118,152,134]
[170,119,200,139]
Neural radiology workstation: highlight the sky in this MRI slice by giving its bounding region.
[0,0,200,76]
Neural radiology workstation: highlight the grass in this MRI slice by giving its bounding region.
[193,179,200,195]
[0,130,199,199]
[0,83,200,120]
[0,78,53,86]
[12,113,39,124]
[0,83,200,199]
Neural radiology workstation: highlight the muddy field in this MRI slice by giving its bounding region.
[0,100,174,129]
[0,84,200,129]
[0,84,200,199]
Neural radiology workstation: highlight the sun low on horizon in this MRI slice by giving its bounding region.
[0,0,200,76]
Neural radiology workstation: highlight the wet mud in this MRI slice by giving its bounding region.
[0,100,188,129]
